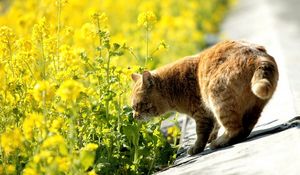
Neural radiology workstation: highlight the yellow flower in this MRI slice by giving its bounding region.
[90,11,108,29]
[23,167,39,175]
[42,134,65,148]
[15,38,32,52]
[0,128,23,155]
[0,63,6,90]
[59,44,83,69]
[32,17,50,43]
[158,40,168,50]
[41,134,68,155]
[80,23,97,39]
[167,125,180,138]
[0,26,15,60]
[63,26,74,38]
[56,157,71,172]
[33,150,51,164]
[49,117,64,133]
[0,26,15,44]
[55,0,68,7]
[88,170,97,175]
[22,112,44,140]
[6,164,16,174]
[83,143,98,151]
[0,165,3,175]
[137,11,157,30]
[44,37,56,55]
[32,80,55,102]
[56,79,84,102]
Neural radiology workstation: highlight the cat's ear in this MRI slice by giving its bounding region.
[131,73,141,82]
[142,71,154,88]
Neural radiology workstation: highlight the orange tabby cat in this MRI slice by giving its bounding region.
[131,40,278,155]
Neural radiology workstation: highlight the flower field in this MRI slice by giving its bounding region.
[0,0,233,174]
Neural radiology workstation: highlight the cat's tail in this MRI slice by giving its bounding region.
[251,55,279,100]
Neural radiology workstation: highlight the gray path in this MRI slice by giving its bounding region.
[157,0,300,174]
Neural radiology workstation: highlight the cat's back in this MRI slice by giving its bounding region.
[198,40,269,83]
[155,54,200,80]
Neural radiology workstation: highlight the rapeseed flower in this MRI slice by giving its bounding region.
[42,134,65,148]
[0,128,23,155]
[90,11,108,29]
[88,170,97,175]
[137,11,157,30]
[49,117,64,133]
[56,156,71,172]
[32,80,55,102]
[42,134,68,155]
[0,26,15,44]
[80,23,97,39]
[83,143,98,151]
[6,164,16,174]
[15,38,32,52]
[0,63,6,90]
[32,17,50,43]
[23,167,39,175]
[22,112,44,140]
[56,79,84,102]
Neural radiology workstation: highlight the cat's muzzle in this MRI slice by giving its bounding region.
[133,111,150,121]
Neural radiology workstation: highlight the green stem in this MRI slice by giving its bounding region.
[41,37,46,80]
[69,102,78,150]
[117,73,122,133]
[148,152,156,175]
[55,0,61,72]
[42,90,48,136]
[128,47,139,61]
[105,54,111,119]
[133,124,140,164]
[96,17,102,57]
[133,145,139,164]
[22,59,36,81]
[150,47,159,58]
[145,28,149,67]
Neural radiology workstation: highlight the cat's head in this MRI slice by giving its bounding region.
[131,71,168,120]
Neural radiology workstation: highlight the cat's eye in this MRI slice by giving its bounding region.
[132,102,152,111]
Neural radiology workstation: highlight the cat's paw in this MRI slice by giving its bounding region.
[187,145,204,155]
[209,136,229,150]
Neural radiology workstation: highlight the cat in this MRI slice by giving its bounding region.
[131,40,278,155]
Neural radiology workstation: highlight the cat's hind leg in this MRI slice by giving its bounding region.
[208,95,249,150]
[207,122,220,143]
[209,111,247,150]
[242,104,265,137]
[188,117,214,155]
[209,105,264,150]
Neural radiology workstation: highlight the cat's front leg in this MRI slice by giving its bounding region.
[188,117,213,155]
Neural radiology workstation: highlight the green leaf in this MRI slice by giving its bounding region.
[113,43,120,50]
[122,124,140,147]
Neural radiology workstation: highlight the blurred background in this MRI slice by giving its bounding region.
[0,0,234,67]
